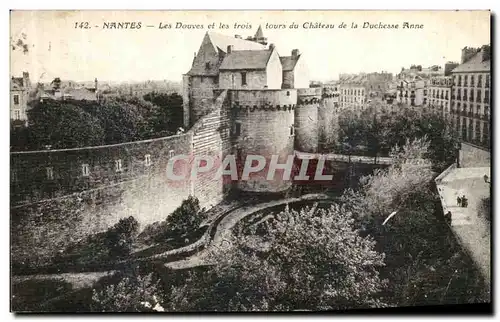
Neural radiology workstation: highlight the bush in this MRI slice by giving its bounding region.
[91,273,164,312]
[52,216,140,267]
[139,196,205,245]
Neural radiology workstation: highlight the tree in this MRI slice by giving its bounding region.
[143,92,184,135]
[169,202,387,311]
[340,138,488,306]
[138,196,205,245]
[51,77,62,91]
[91,273,164,312]
[26,99,105,149]
[91,97,150,144]
[335,104,460,172]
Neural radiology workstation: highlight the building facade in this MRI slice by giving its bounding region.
[10,72,31,126]
[427,76,452,113]
[450,45,491,149]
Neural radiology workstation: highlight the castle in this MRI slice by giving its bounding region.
[182,27,340,194]
[10,29,340,264]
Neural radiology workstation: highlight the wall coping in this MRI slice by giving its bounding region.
[434,162,457,184]
[461,141,491,153]
[10,132,192,155]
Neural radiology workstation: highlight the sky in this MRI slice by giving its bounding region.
[10,10,491,83]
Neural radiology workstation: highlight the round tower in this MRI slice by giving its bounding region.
[318,86,340,150]
[294,88,322,153]
[231,89,296,193]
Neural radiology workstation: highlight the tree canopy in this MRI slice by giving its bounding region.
[10,92,184,151]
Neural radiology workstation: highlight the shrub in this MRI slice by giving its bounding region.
[139,196,205,245]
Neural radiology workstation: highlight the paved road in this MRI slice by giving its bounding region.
[165,193,331,270]
[436,167,491,284]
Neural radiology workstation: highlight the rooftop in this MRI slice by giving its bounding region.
[207,31,267,53]
[452,47,491,73]
[219,49,273,71]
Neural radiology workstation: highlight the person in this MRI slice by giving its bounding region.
[445,211,452,225]
[457,196,462,207]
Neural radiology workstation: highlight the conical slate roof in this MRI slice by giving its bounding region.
[254,25,264,38]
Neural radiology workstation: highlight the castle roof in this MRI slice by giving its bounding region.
[207,31,267,53]
[452,48,491,73]
[62,87,98,100]
[254,25,264,38]
[187,32,267,76]
[280,55,301,71]
[219,49,273,71]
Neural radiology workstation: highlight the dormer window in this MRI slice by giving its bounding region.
[205,62,211,69]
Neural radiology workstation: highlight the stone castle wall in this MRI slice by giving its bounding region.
[459,142,491,168]
[10,84,341,267]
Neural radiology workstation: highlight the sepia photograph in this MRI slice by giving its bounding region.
[9,10,492,313]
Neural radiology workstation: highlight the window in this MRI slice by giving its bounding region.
[470,75,475,87]
[145,154,152,166]
[205,62,211,69]
[14,110,20,120]
[241,72,247,86]
[46,167,54,180]
[11,170,17,182]
[115,159,123,172]
[168,150,175,158]
[234,122,241,136]
[485,75,490,87]
[290,125,295,136]
[464,75,468,87]
[13,94,19,105]
[484,90,489,103]
[478,75,483,87]
[82,164,90,177]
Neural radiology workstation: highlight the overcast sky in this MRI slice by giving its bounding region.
[10,10,491,83]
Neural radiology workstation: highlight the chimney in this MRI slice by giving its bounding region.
[461,46,479,64]
[269,43,275,51]
[227,45,233,54]
[444,62,459,76]
[481,44,491,62]
[234,35,242,39]
[22,72,30,88]
[291,49,300,58]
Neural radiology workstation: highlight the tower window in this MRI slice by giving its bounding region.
[145,154,152,166]
[13,94,19,105]
[14,110,20,120]
[115,159,123,172]
[82,164,90,177]
[241,72,247,86]
[46,167,54,180]
[205,62,210,69]
[290,125,295,136]
[169,150,175,158]
[234,122,241,136]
